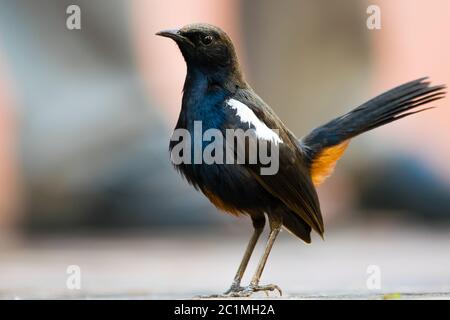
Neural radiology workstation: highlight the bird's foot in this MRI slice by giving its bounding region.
[227,283,282,298]
[195,284,245,299]
[195,283,282,299]
[224,284,245,295]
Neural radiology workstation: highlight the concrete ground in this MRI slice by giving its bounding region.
[0,222,449,299]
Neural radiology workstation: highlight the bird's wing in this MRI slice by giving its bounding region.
[225,89,324,236]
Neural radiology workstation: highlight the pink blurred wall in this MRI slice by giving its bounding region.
[0,49,21,233]
[371,0,450,181]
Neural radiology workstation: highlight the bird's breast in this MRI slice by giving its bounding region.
[169,87,279,214]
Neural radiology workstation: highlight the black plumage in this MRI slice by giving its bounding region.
[302,77,446,162]
[157,23,446,297]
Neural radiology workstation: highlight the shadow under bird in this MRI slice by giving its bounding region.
[156,23,446,297]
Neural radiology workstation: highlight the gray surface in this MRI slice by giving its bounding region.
[0,222,449,300]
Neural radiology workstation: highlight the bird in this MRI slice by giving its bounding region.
[156,23,446,297]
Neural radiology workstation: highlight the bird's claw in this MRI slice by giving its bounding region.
[229,284,283,297]
[224,284,245,295]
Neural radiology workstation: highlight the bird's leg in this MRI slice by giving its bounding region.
[230,214,283,297]
[224,219,264,294]
[197,216,265,299]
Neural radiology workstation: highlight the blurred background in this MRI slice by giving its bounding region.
[0,0,449,299]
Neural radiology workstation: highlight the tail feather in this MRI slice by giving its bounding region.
[301,77,446,186]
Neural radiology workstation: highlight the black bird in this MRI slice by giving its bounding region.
[157,23,446,297]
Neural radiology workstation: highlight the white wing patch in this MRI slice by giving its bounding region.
[227,98,283,145]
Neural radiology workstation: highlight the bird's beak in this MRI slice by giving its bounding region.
[156,29,185,42]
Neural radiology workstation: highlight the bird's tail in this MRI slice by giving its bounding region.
[301,77,446,186]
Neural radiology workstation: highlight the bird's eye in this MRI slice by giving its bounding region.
[201,35,213,46]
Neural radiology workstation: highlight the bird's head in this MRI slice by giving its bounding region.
[156,23,244,86]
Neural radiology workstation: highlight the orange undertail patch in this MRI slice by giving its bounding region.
[310,140,350,186]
